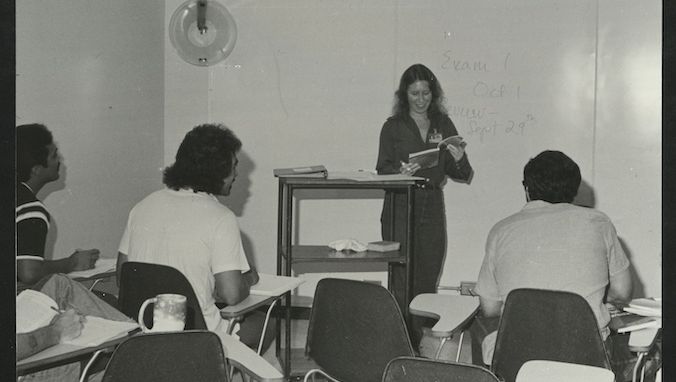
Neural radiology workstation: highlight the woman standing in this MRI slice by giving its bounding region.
[376,63,473,346]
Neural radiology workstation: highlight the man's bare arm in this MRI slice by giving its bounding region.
[18,249,100,285]
[607,268,633,304]
[214,270,255,306]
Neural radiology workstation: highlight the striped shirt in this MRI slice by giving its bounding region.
[16,183,50,263]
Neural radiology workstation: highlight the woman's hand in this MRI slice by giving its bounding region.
[445,143,465,162]
[399,161,421,176]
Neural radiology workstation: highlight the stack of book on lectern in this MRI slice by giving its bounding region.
[273,165,328,178]
[367,241,400,252]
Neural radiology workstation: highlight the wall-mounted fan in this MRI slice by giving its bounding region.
[169,0,237,66]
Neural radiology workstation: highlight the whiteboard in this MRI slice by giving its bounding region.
[164,0,659,291]
[392,0,598,283]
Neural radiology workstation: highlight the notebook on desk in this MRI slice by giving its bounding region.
[625,297,661,317]
[610,312,661,333]
[17,289,139,347]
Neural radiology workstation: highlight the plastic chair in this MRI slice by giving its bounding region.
[118,261,208,330]
[491,288,612,382]
[303,278,415,382]
[116,262,283,381]
[101,330,229,382]
[382,356,500,382]
[629,327,661,382]
[516,360,615,382]
[92,289,119,310]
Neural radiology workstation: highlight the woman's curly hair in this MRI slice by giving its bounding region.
[163,123,242,194]
[392,63,447,117]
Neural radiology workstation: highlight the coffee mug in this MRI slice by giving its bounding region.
[138,293,187,333]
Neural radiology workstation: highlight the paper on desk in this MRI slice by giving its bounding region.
[625,298,661,317]
[16,290,59,333]
[67,258,117,279]
[62,316,138,347]
[250,273,304,297]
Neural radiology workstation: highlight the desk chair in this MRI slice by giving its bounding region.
[409,294,479,361]
[515,360,615,382]
[101,330,229,382]
[303,278,415,382]
[382,356,500,382]
[92,290,119,310]
[629,327,661,382]
[117,262,283,381]
[118,261,208,330]
[491,288,611,382]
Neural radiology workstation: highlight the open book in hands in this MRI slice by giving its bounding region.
[408,148,440,170]
[408,136,466,170]
[438,135,467,149]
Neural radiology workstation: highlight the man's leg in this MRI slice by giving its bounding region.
[236,311,277,353]
[606,331,662,382]
[468,314,500,366]
[36,274,131,322]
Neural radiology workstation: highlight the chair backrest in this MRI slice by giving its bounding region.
[118,261,207,330]
[306,278,415,382]
[102,330,228,382]
[492,288,611,382]
[382,356,500,382]
[516,360,615,382]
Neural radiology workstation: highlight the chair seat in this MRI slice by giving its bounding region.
[516,360,615,382]
[383,356,500,382]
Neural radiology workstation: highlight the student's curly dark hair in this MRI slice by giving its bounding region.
[163,123,242,194]
[523,150,581,203]
[17,123,53,182]
[392,63,447,117]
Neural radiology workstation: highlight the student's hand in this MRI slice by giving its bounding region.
[51,309,85,342]
[445,143,465,162]
[399,162,421,176]
[69,249,100,271]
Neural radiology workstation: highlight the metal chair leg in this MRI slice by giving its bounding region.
[79,349,104,382]
[455,331,465,362]
[435,337,448,359]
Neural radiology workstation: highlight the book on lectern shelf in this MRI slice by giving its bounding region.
[367,240,400,252]
[273,165,328,178]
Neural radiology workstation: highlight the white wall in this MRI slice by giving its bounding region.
[595,0,662,297]
[16,0,166,262]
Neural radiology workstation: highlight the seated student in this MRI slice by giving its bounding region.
[17,124,100,286]
[117,123,273,351]
[470,150,634,377]
[17,274,134,381]
[17,307,84,381]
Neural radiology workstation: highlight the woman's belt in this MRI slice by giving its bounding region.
[418,179,442,190]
